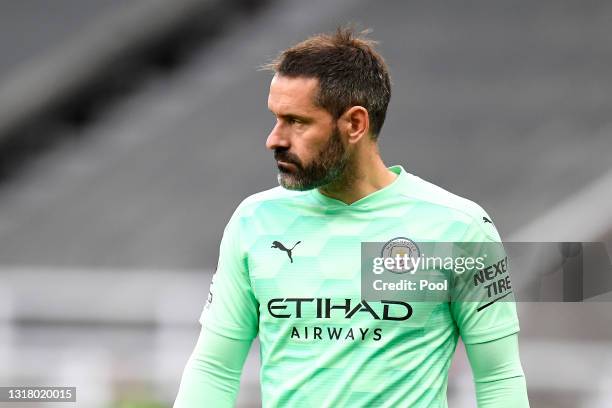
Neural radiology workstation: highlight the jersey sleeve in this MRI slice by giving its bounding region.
[173,325,253,408]
[199,206,259,341]
[465,333,530,407]
[450,210,520,345]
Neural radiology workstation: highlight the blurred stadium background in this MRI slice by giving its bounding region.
[0,0,611,407]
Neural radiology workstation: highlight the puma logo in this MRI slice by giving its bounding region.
[271,240,301,263]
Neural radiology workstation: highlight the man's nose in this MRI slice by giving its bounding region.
[266,121,290,151]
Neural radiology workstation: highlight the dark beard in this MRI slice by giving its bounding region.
[274,126,350,191]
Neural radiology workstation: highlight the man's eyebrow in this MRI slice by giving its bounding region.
[271,112,312,122]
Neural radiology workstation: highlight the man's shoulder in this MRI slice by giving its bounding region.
[233,186,309,217]
[402,172,494,227]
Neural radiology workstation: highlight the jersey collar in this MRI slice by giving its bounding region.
[309,165,408,210]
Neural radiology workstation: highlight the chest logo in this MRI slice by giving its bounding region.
[271,240,301,263]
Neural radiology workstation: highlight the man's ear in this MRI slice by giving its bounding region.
[340,106,370,144]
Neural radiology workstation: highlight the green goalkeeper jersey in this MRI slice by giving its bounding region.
[200,164,520,407]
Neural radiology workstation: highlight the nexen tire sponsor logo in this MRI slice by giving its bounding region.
[267,298,413,321]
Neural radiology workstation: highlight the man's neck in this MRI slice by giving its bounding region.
[317,154,397,205]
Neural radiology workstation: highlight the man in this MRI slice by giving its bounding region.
[174,28,529,407]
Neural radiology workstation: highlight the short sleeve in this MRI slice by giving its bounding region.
[199,207,259,341]
[450,210,520,345]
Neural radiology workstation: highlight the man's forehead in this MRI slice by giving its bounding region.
[267,75,321,113]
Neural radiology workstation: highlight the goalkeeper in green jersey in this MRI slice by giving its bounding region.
[174,27,529,407]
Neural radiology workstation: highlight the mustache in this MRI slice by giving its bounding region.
[274,150,302,168]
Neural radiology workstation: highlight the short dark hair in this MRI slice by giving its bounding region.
[263,27,391,139]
